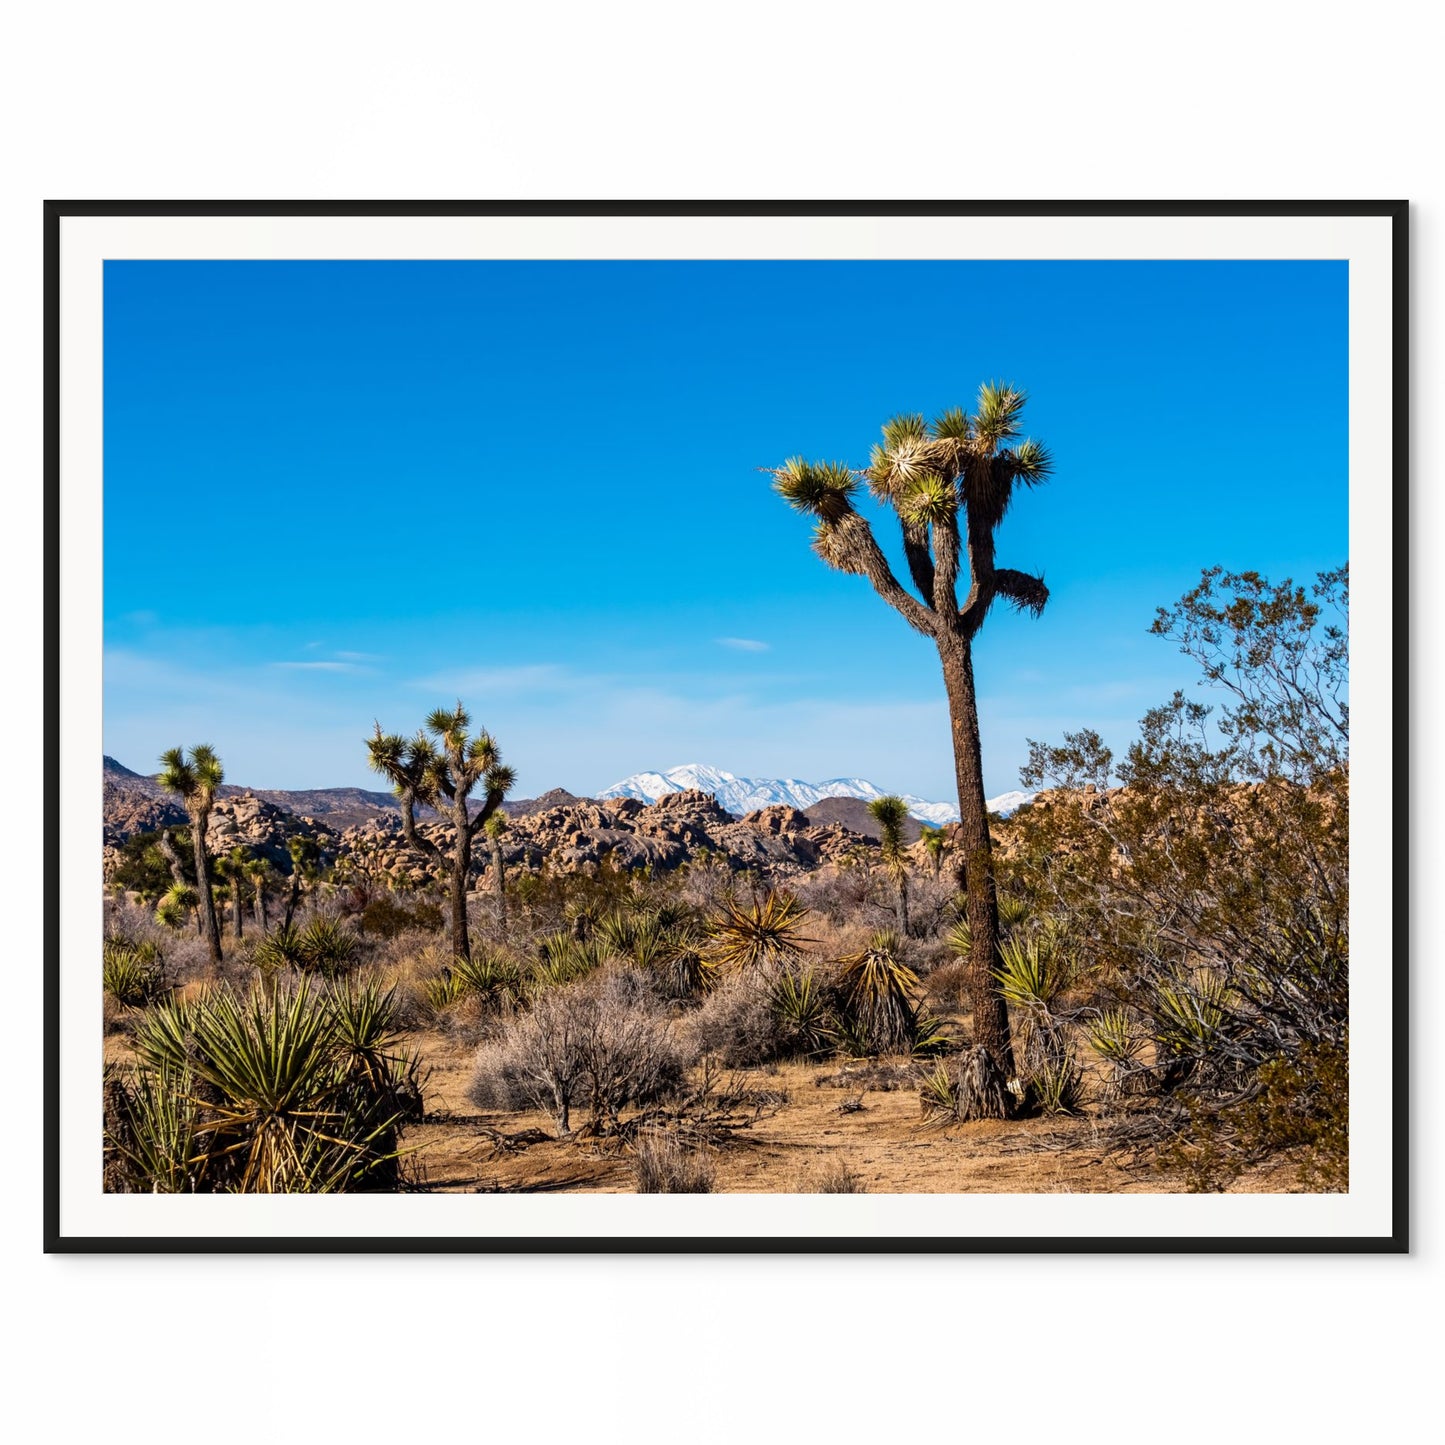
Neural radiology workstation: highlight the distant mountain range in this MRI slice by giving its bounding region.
[103,756,1035,837]
[596,763,1034,824]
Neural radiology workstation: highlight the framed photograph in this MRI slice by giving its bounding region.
[47,201,1407,1252]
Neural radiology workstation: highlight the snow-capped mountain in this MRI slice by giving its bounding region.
[597,764,1030,825]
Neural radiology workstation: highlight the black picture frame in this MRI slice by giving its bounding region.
[45,200,1409,1253]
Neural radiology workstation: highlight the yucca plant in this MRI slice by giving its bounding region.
[366,702,516,964]
[452,947,525,1014]
[997,893,1033,933]
[705,891,814,974]
[530,933,608,991]
[103,937,167,1007]
[117,980,416,1193]
[994,934,1075,1079]
[835,929,921,1055]
[992,934,1070,1011]
[595,907,638,957]
[1085,1007,1143,1065]
[251,921,308,976]
[422,967,470,1013]
[1084,1006,1145,1098]
[918,1061,960,1126]
[867,795,913,936]
[1025,1049,1083,1115]
[768,969,833,1058]
[104,1063,204,1193]
[326,979,426,1123]
[1153,967,1233,1059]
[296,915,358,978]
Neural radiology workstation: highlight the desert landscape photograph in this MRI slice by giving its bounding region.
[95,252,1352,1204]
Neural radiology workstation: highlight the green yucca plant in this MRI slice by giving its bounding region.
[918,1061,960,1126]
[706,891,814,973]
[422,967,470,1013]
[115,980,416,1194]
[531,932,608,991]
[768,969,833,1058]
[104,1064,204,1193]
[997,893,1033,933]
[1085,1007,1144,1065]
[452,948,525,1013]
[1025,1049,1083,1115]
[835,929,921,1055]
[1153,968,1233,1057]
[947,917,972,959]
[103,937,167,1008]
[992,935,1070,1011]
[296,916,358,977]
[251,921,308,975]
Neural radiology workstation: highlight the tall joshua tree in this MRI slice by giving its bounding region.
[867,795,912,938]
[157,745,225,964]
[366,703,515,963]
[772,385,1053,1104]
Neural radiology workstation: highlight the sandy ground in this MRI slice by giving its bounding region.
[402,1030,1302,1194]
[103,1020,1304,1195]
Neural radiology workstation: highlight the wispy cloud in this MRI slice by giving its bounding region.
[334,650,383,663]
[716,637,769,653]
[273,661,365,674]
[409,664,574,696]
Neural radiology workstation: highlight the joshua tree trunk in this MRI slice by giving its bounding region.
[284,874,302,931]
[897,872,911,938]
[939,634,1015,1078]
[447,801,474,963]
[254,884,267,931]
[232,881,244,940]
[190,809,223,964]
[491,836,507,929]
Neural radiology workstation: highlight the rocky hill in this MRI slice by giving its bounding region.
[332,789,876,891]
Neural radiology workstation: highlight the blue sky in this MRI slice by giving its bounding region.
[103,259,1348,801]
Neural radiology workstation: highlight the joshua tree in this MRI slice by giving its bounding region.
[215,846,251,941]
[366,703,515,963]
[282,835,321,931]
[919,824,947,882]
[157,745,225,963]
[772,385,1053,1102]
[155,882,199,932]
[485,812,509,929]
[245,857,271,931]
[867,795,912,937]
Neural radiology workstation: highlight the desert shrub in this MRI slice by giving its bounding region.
[110,979,420,1193]
[683,974,784,1067]
[467,968,690,1134]
[103,936,168,1008]
[632,1128,715,1193]
[807,1157,868,1193]
[359,894,444,939]
[1011,564,1350,1178]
